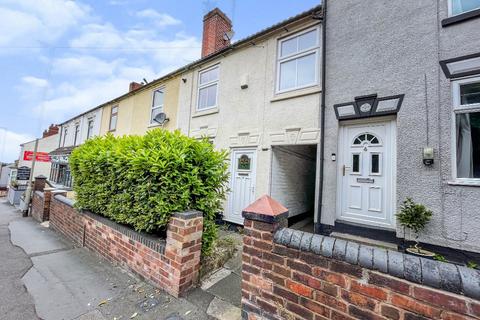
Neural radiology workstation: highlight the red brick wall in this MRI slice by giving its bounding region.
[31,190,56,222]
[31,191,45,222]
[202,8,232,57]
[242,218,480,320]
[49,195,203,297]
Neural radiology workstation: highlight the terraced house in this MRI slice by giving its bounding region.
[177,6,323,226]
[316,0,480,259]
[174,2,480,262]
[49,75,182,188]
[43,1,480,262]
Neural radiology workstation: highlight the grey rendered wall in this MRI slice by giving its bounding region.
[322,0,480,253]
[271,145,317,217]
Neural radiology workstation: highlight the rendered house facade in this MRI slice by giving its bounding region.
[319,0,480,254]
[177,7,323,225]
[50,107,103,187]
[98,78,180,137]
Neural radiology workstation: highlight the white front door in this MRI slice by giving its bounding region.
[226,149,257,224]
[338,120,396,229]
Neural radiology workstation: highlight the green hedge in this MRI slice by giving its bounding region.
[69,129,229,254]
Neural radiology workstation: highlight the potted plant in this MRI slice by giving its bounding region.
[396,198,434,257]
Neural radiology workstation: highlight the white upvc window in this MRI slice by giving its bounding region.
[197,65,219,111]
[73,123,80,146]
[150,88,165,124]
[448,0,480,16]
[452,76,480,181]
[276,26,320,93]
[62,128,68,147]
[87,118,94,139]
[109,106,118,131]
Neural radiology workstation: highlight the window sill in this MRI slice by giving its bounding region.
[442,8,480,27]
[148,123,165,128]
[447,179,480,187]
[192,108,219,118]
[271,86,321,103]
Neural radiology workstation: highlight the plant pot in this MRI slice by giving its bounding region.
[406,247,436,257]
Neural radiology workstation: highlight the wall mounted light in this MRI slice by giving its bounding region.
[423,147,434,166]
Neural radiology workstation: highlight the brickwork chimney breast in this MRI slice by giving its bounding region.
[201,8,233,58]
[129,81,143,92]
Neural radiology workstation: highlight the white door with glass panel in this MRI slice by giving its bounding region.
[338,121,395,228]
[226,149,257,224]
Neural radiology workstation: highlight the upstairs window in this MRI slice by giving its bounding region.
[277,26,320,93]
[150,88,164,124]
[197,65,219,111]
[453,77,480,180]
[73,123,80,146]
[62,128,68,147]
[109,106,118,131]
[450,0,480,15]
[87,118,94,139]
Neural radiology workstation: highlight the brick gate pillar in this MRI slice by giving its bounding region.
[165,211,204,297]
[241,195,289,320]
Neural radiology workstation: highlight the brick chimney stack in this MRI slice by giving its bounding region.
[201,8,233,58]
[42,124,59,138]
[129,81,143,92]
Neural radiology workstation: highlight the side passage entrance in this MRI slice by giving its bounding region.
[337,121,396,229]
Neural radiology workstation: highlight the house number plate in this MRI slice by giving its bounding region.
[357,178,374,183]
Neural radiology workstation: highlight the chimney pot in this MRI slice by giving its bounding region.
[202,8,233,58]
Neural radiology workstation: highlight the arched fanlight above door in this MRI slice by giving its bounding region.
[352,133,380,146]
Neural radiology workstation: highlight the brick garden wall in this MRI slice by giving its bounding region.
[31,191,45,222]
[31,190,57,222]
[49,194,203,297]
[241,196,480,320]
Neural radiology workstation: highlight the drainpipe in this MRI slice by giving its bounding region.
[315,0,327,234]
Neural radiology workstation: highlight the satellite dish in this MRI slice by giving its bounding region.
[153,112,169,125]
[223,30,235,41]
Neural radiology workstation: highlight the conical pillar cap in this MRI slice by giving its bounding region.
[242,195,289,223]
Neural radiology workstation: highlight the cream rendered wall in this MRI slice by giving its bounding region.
[177,19,322,220]
[99,78,180,137]
[18,134,59,179]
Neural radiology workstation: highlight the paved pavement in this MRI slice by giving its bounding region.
[0,200,37,320]
[0,199,243,320]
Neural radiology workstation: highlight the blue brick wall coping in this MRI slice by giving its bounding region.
[34,190,44,199]
[53,194,166,254]
[274,228,480,300]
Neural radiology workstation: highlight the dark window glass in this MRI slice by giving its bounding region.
[371,154,380,174]
[238,155,251,170]
[456,112,480,178]
[460,82,480,105]
[352,154,360,173]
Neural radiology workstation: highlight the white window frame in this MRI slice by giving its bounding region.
[86,118,94,139]
[276,25,320,94]
[62,127,68,147]
[197,65,219,111]
[150,87,165,124]
[448,0,480,16]
[73,123,80,146]
[109,106,118,131]
[451,76,480,184]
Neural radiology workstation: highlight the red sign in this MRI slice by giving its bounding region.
[23,151,51,162]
